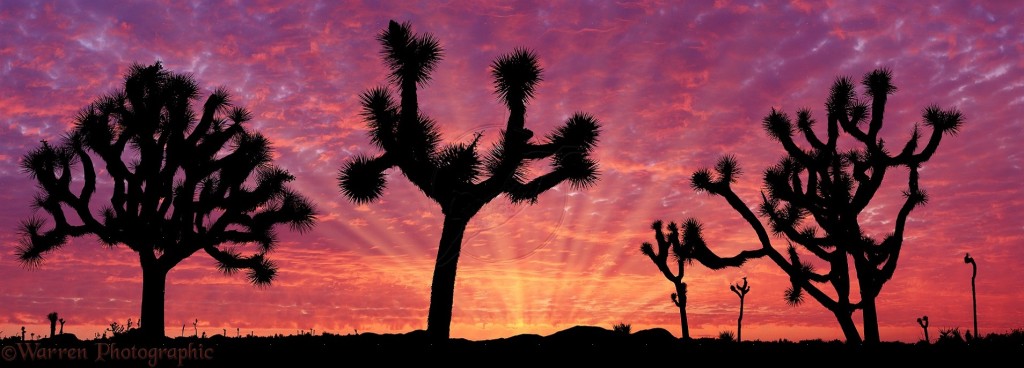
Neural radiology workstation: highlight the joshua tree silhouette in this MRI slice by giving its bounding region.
[730,277,750,342]
[58,318,65,335]
[640,220,760,339]
[689,68,964,344]
[338,21,601,341]
[47,312,58,338]
[917,315,929,343]
[16,62,317,340]
[964,253,978,338]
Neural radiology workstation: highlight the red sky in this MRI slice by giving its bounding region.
[1,0,1021,342]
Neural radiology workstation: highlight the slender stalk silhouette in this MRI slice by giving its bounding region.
[47,312,58,338]
[689,68,964,344]
[964,253,978,338]
[640,220,759,339]
[730,277,750,342]
[917,315,929,343]
[16,62,317,340]
[58,318,65,335]
[338,21,601,341]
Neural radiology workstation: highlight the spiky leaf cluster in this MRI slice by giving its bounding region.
[17,62,317,284]
[339,21,601,216]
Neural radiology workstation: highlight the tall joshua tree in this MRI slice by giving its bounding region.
[640,220,760,339]
[339,21,601,340]
[689,68,963,344]
[17,62,317,340]
[730,277,750,342]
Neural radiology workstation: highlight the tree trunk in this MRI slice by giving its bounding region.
[834,308,863,344]
[675,282,689,340]
[971,265,978,339]
[140,263,168,341]
[426,216,469,341]
[861,294,880,344]
[737,296,744,343]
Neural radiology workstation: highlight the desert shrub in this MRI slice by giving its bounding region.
[612,323,631,335]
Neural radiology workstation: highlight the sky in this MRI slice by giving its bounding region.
[1,0,1021,343]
